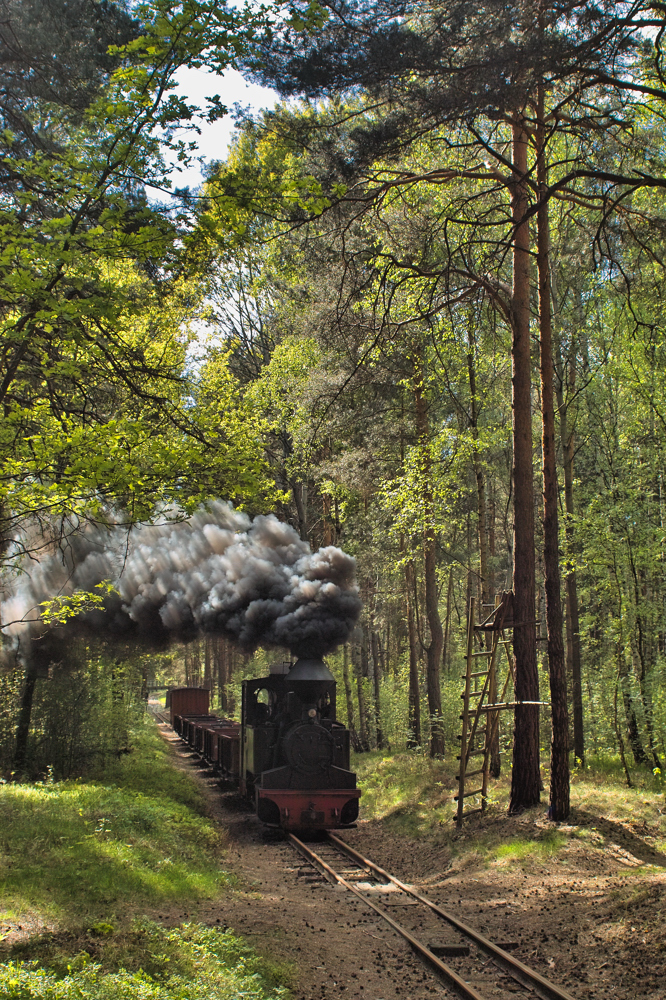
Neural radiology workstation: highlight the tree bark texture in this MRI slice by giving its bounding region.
[555,341,585,766]
[442,567,453,673]
[509,118,541,813]
[405,558,422,748]
[468,329,490,609]
[467,324,500,774]
[13,667,38,775]
[342,643,362,751]
[354,639,370,751]
[626,543,661,768]
[613,559,647,765]
[371,629,385,749]
[537,92,570,820]
[292,481,309,542]
[413,348,445,757]
[204,636,213,693]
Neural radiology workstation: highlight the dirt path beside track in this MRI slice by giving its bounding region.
[160,724,665,1000]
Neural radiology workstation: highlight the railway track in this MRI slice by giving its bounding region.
[288,832,578,1000]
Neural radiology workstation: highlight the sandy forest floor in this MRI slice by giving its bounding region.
[159,724,666,1000]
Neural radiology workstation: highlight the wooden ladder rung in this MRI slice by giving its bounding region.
[458,747,486,759]
[454,787,484,801]
[454,808,484,821]
[472,650,493,657]
[463,767,485,778]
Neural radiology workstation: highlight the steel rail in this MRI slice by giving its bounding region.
[287,833,487,1000]
[328,832,578,1000]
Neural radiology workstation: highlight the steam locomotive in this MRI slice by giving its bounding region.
[168,657,361,831]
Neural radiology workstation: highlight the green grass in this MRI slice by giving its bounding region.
[0,727,228,926]
[489,830,567,864]
[352,750,462,835]
[352,747,666,868]
[0,920,291,1000]
[0,719,292,1000]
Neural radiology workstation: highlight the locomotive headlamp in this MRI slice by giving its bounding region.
[308,708,317,718]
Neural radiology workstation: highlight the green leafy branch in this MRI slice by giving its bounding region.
[39,582,118,627]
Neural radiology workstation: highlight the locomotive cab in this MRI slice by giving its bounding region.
[241,658,361,830]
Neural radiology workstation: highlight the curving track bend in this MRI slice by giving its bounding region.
[288,832,579,1000]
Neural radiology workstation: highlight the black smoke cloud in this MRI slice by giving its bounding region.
[1,503,362,663]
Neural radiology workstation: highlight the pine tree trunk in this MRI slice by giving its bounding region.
[226,642,236,716]
[413,352,445,757]
[537,90,569,820]
[509,116,541,813]
[467,323,499,774]
[555,344,585,766]
[442,567,453,673]
[613,658,633,787]
[292,481,309,541]
[613,556,647,765]
[626,544,660,768]
[468,322,489,609]
[371,630,385,749]
[13,667,38,776]
[354,640,370,751]
[618,649,647,765]
[342,643,361,750]
[405,559,422,749]
[424,538,444,756]
[204,637,213,694]
[215,636,226,713]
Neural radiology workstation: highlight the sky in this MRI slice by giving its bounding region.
[168,65,278,190]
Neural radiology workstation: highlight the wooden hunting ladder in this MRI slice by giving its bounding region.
[455,593,517,827]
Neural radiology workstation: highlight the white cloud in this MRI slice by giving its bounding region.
[167,66,277,190]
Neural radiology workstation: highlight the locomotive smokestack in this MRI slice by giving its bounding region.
[286,657,335,703]
[0,502,362,664]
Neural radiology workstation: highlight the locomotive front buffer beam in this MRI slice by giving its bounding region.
[256,787,361,830]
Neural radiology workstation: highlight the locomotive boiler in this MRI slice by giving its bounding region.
[169,657,360,831]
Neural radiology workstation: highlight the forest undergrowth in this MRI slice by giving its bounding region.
[0,721,292,1000]
[352,749,666,863]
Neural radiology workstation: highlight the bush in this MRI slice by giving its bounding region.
[0,921,290,1000]
[2,649,146,780]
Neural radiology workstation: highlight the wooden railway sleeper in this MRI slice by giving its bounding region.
[328,833,579,1000]
[288,834,487,1000]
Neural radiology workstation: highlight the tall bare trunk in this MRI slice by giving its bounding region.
[509,116,541,813]
[442,567,453,672]
[204,637,213,694]
[371,630,385,749]
[292,481,309,541]
[354,639,370,751]
[626,542,660,768]
[413,349,444,757]
[468,323,489,608]
[405,558,422,748]
[467,322,499,773]
[342,644,362,751]
[555,335,585,766]
[214,636,225,713]
[612,555,647,765]
[13,667,38,776]
[537,89,569,820]
[488,479,496,599]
